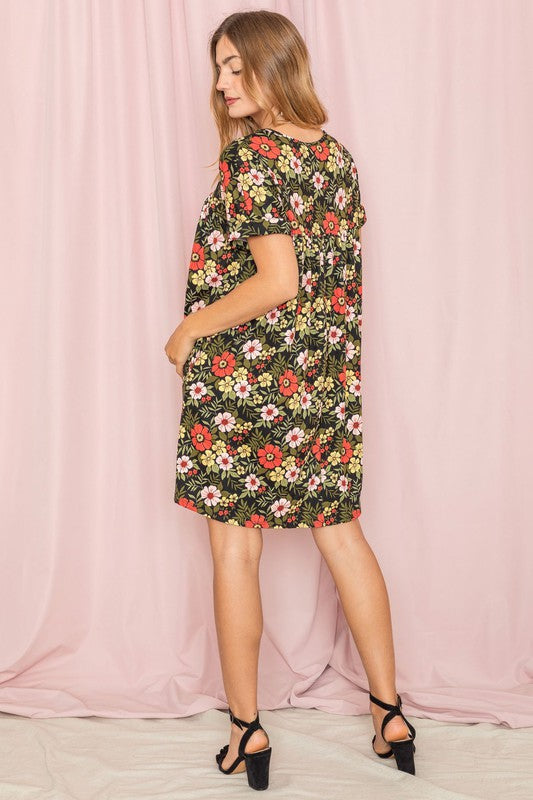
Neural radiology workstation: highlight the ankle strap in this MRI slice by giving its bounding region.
[368,691,401,711]
[228,707,260,731]
[228,708,266,758]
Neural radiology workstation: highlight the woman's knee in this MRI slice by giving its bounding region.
[208,518,263,565]
[311,517,366,556]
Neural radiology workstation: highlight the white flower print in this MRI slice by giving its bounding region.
[312,171,326,190]
[233,380,252,399]
[347,414,362,435]
[285,465,301,482]
[205,271,223,288]
[260,403,280,422]
[301,270,314,293]
[335,187,347,210]
[243,339,263,359]
[327,326,343,345]
[337,475,349,493]
[335,401,346,420]
[289,155,303,174]
[297,349,309,369]
[289,192,305,215]
[176,455,194,473]
[216,452,234,471]
[285,427,305,448]
[349,377,362,396]
[271,498,291,517]
[201,485,221,506]
[189,381,207,400]
[214,411,236,431]
[245,474,261,491]
[207,230,225,251]
[265,308,281,324]
[307,474,321,492]
[284,328,295,346]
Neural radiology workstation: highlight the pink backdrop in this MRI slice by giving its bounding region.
[1,0,532,727]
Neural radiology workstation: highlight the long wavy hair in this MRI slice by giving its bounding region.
[207,10,328,182]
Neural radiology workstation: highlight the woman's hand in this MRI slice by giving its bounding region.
[164,318,197,378]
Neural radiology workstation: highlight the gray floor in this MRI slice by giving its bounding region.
[1,706,532,799]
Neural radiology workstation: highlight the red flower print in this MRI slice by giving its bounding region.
[178,497,197,511]
[339,364,347,387]
[244,514,270,528]
[278,369,299,396]
[219,159,231,189]
[311,436,323,462]
[331,287,346,314]
[191,424,212,451]
[313,512,326,527]
[286,209,302,235]
[352,508,361,519]
[249,135,281,160]
[323,211,340,235]
[311,141,330,161]
[340,438,353,463]
[189,242,205,271]
[240,191,254,215]
[212,351,236,377]
[257,443,283,469]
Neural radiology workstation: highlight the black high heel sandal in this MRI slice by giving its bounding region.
[369,691,417,775]
[215,708,272,790]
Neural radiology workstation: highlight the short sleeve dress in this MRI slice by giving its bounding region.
[174,127,367,529]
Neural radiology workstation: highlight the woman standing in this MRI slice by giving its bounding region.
[165,10,416,791]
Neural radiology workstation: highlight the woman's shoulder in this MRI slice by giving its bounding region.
[219,131,271,165]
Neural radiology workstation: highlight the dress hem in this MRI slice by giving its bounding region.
[174,495,361,530]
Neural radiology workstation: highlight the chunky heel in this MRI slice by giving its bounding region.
[216,708,272,790]
[244,745,272,790]
[369,691,417,775]
[390,737,415,774]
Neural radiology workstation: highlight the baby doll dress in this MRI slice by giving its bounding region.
[174,127,367,529]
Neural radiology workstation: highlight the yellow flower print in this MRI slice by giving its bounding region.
[282,455,297,469]
[218,376,234,393]
[199,451,216,468]
[257,372,273,387]
[267,467,285,484]
[190,269,207,288]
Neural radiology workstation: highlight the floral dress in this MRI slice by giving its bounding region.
[174,127,367,529]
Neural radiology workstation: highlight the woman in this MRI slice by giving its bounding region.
[165,10,416,791]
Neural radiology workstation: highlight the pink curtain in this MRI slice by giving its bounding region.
[1,0,531,727]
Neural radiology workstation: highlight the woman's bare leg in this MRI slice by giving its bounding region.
[208,518,270,771]
[312,516,410,752]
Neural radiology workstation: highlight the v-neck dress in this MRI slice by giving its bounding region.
[174,127,367,529]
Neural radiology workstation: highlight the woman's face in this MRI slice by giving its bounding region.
[215,35,267,127]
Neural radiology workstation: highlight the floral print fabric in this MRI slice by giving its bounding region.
[174,127,367,529]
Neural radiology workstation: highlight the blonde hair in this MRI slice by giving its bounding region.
[207,10,328,171]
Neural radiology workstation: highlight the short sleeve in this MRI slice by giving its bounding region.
[349,157,367,229]
[219,142,292,241]
[354,202,367,229]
